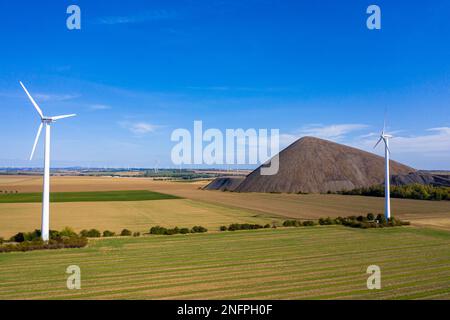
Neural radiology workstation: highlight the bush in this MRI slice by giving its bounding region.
[0,236,88,253]
[302,220,316,226]
[366,213,375,221]
[319,217,335,225]
[264,224,271,228]
[179,228,190,234]
[149,225,205,235]
[120,229,132,236]
[60,227,78,238]
[133,232,141,237]
[219,226,227,231]
[150,226,167,235]
[102,230,116,237]
[334,217,344,225]
[376,214,387,225]
[80,229,101,238]
[191,226,208,233]
[226,223,264,231]
[10,232,25,243]
[0,237,4,245]
[283,220,302,227]
[336,214,409,229]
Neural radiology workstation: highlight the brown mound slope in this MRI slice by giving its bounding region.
[203,176,246,191]
[235,136,415,193]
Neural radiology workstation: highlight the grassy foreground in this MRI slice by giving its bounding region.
[0,190,180,203]
[0,226,448,299]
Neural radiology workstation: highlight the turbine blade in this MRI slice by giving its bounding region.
[51,114,76,121]
[386,144,392,155]
[30,123,43,160]
[19,81,44,119]
[373,137,383,149]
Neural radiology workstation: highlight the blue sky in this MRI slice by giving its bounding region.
[0,0,449,169]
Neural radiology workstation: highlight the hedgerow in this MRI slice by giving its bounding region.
[0,237,88,253]
[281,213,409,229]
[149,225,208,235]
[339,184,449,201]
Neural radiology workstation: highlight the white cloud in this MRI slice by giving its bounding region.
[89,104,111,110]
[277,123,369,148]
[359,127,450,154]
[120,121,158,135]
[34,93,79,102]
[98,10,177,25]
[299,124,369,140]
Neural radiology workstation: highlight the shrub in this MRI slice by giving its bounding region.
[226,223,264,231]
[366,213,375,221]
[10,232,25,243]
[150,226,167,235]
[0,236,88,253]
[219,226,227,231]
[49,230,61,240]
[302,220,316,226]
[179,228,190,234]
[283,220,302,227]
[319,217,335,225]
[102,230,115,237]
[334,217,344,225]
[120,229,132,236]
[60,227,78,238]
[133,232,141,237]
[0,237,4,245]
[80,229,101,238]
[264,224,271,228]
[191,226,207,233]
[376,214,387,225]
[165,228,178,235]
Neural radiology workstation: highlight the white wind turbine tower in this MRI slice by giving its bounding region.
[20,81,76,241]
[374,120,393,221]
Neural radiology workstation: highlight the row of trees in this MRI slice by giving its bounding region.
[0,190,19,194]
[338,184,449,201]
[220,223,272,231]
[79,228,137,238]
[282,220,316,227]
[1,227,88,253]
[282,214,410,229]
[7,227,139,243]
[149,225,208,235]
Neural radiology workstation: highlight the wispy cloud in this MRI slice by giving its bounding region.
[299,124,369,140]
[277,123,369,148]
[97,10,177,25]
[358,127,450,154]
[34,93,79,102]
[119,121,159,135]
[89,104,111,110]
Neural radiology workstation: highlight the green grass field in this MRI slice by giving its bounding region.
[0,226,448,299]
[0,190,180,203]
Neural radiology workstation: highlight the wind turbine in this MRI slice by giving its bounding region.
[20,81,76,241]
[374,120,393,221]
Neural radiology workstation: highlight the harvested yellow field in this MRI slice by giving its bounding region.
[0,199,277,238]
[1,175,449,232]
